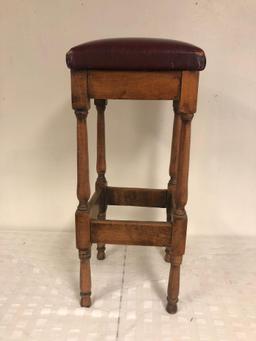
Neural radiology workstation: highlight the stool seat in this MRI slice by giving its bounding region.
[66,37,206,71]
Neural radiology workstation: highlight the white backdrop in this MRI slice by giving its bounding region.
[1,0,255,235]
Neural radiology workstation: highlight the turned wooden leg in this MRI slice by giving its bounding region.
[166,255,182,313]
[166,72,198,313]
[75,108,92,307]
[165,101,182,263]
[166,112,191,313]
[71,71,92,307]
[95,99,108,260]
[166,113,191,313]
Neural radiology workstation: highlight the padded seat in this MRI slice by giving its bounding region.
[66,37,206,71]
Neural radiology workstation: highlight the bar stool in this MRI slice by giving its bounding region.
[66,38,206,314]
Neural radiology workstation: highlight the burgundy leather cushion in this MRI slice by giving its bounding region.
[66,38,206,71]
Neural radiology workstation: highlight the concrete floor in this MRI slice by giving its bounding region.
[0,232,255,341]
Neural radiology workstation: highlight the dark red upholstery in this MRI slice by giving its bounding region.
[66,38,206,71]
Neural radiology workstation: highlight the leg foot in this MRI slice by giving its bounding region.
[80,292,91,307]
[166,301,178,314]
[97,243,106,260]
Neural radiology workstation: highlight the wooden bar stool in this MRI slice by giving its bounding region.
[66,38,206,314]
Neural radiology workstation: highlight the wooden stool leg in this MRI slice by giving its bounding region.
[71,71,92,307]
[166,114,191,313]
[75,109,92,307]
[166,114,191,314]
[166,71,198,313]
[95,99,108,260]
[165,101,182,263]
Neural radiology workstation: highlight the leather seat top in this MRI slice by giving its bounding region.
[66,38,206,71]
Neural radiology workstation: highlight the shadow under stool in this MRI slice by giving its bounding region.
[66,38,206,314]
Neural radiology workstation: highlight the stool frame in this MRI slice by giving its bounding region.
[70,69,199,314]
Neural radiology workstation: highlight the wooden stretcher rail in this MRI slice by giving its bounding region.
[90,219,172,246]
[106,186,167,208]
